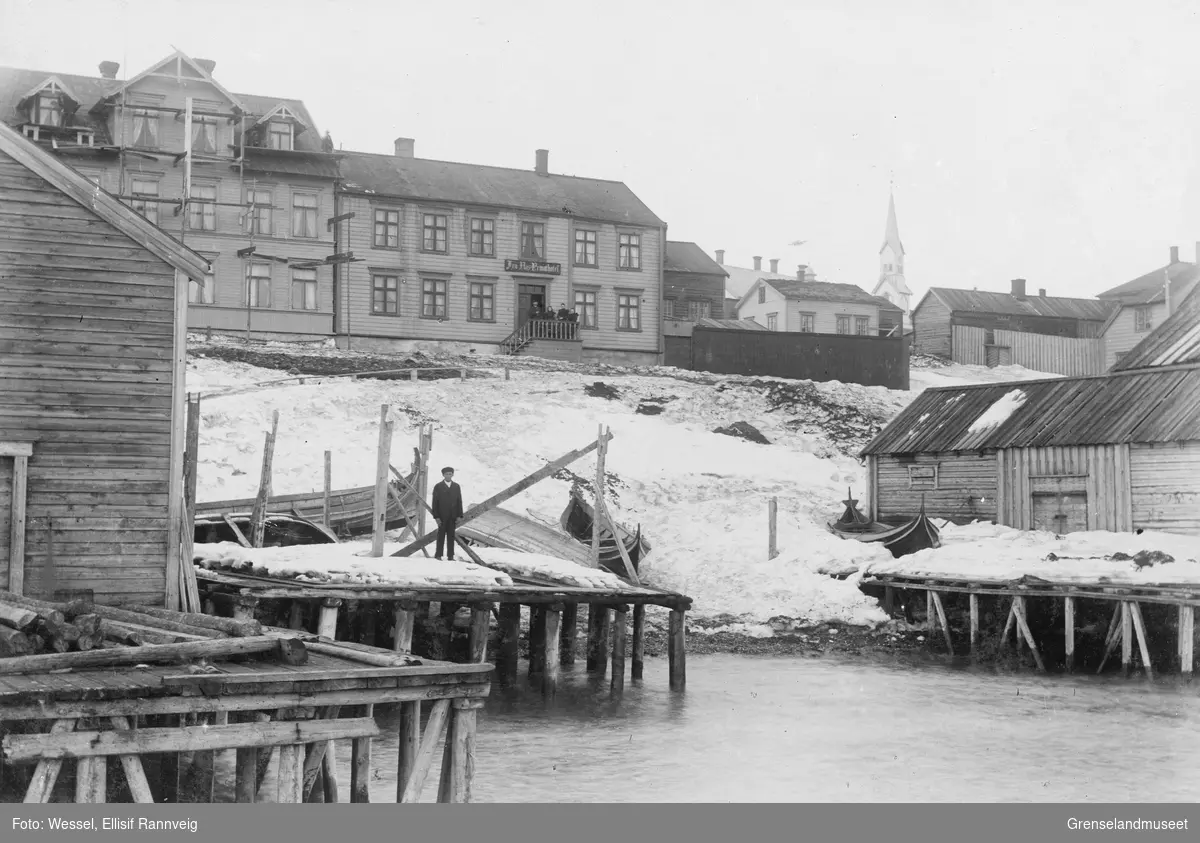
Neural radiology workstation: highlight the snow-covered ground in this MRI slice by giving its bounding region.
[186,342,1194,635]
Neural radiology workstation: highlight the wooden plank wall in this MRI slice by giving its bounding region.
[952,326,1106,375]
[1130,442,1200,535]
[0,458,10,580]
[911,294,953,357]
[0,150,176,605]
[875,453,997,524]
[997,445,1132,532]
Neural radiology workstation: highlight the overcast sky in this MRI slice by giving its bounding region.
[3,0,1200,303]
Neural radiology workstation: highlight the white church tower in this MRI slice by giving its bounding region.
[872,190,913,325]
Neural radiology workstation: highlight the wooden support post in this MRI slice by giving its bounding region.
[371,405,393,557]
[925,591,935,638]
[930,591,952,655]
[277,744,304,803]
[1097,602,1123,675]
[323,450,332,528]
[1012,596,1046,673]
[468,603,491,664]
[504,366,510,381]
[8,450,29,596]
[360,601,377,647]
[23,718,76,803]
[1179,606,1195,678]
[586,604,601,671]
[1128,601,1154,681]
[393,601,416,653]
[179,396,202,613]
[560,603,578,665]
[968,594,979,658]
[1064,596,1075,673]
[611,604,628,694]
[232,595,258,623]
[768,497,778,560]
[289,601,305,631]
[668,608,687,691]
[109,717,155,804]
[235,744,258,802]
[397,701,421,802]
[493,603,520,685]
[631,603,646,680]
[417,426,432,539]
[446,699,482,803]
[592,425,606,567]
[1121,601,1133,678]
[883,586,895,615]
[350,704,373,803]
[75,754,106,804]
[249,409,279,548]
[528,606,545,679]
[592,605,611,676]
[1000,599,1017,650]
[400,699,449,803]
[543,605,562,699]
[318,598,342,640]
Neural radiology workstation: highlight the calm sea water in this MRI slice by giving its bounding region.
[263,654,1200,803]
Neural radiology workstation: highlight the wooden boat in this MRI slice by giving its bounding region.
[827,490,941,558]
[559,487,651,577]
[457,507,593,565]
[193,512,338,547]
[195,465,419,539]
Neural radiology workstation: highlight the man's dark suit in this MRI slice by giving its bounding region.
[431,480,464,560]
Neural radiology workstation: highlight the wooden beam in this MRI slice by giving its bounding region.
[392,432,614,557]
[447,699,482,803]
[0,442,33,457]
[599,498,640,585]
[930,591,952,656]
[611,604,628,694]
[222,513,252,548]
[468,603,491,664]
[631,603,646,680]
[497,603,520,685]
[668,608,687,690]
[399,699,450,803]
[560,603,578,666]
[180,393,202,613]
[968,593,979,658]
[22,719,76,803]
[1180,606,1195,677]
[542,606,561,699]
[1064,596,1075,672]
[249,409,280,548]
[371,404,392,557]
[350,703,373,803]
[323,450,332,528]
[393,601,416,653]
[1096,602,1123,674]
[1121,601,1133,678]
[109,717,155,803]
[768,497,778,560]
[1011,597,1045,673]
[9,453,28,595]
[0,634,293,675]
[1128,601,1154,681]
[396,701,421,803]
[592,425,605,567]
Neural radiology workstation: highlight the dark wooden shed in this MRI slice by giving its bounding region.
[0,120,210,607]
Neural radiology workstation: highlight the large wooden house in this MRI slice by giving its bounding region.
[861,282,1200,536]
[1097,245,1200,370]
[333,141,667,366]
[0,120,210,607]
[0,51,340,341]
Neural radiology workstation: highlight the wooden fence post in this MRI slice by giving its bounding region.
[323,450,332,528]
[768,497,778,560]
[248,410,279,548]
[371,405,393,557]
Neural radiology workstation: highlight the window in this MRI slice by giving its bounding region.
[422,214,448,252]
[575,289,598,328]
[373,209,400,248]
[908,464,939,490]
[292,194,318,238]
[521,222,545,260]
[34,93,63,126]
[245,189,272,235]
[617,292,641,331]
[468,282,495,321]
[663,299,676,319]
[836,315,851,334]
[766,312,778,331]
[1135,307,1153,332]
[855,316,870,335]
[189,262,215,305]
[371,274,399,315]
[574,229,597,266]
[757,285,766,304]
[984,329,996,345]
[268,121,293,150]
[130,177,159,225]
[245,263,271,308]
[189,183,217,231]
[469,218,495,256]
[192,116,218,154]
[291,268,318,310]
[687,300,711,321]
[618,233,641,269]
[132,109,159,148]
[799,312,815,333]
[421,277,447,318]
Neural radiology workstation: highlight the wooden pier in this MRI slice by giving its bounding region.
[195,568,691,694]
[863,572,1200,679]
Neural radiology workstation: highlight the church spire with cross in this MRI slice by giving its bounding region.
[871,185,913,324]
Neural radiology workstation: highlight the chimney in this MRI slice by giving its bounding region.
[1170,245,1180,264]
[1038,288,1047,297]
[535,149,549,176]
[753,256,762,271]
[98,61,120,80]
[769,258,779,274]
[715,249,725,265]
[1011,278,1027,299]
[194,58,216,76]
[797,264,808,280]
[393,137,415,158]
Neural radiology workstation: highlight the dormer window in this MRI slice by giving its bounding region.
[268,121,293,150]
[34,92,63,126]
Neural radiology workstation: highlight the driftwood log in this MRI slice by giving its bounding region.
[0,635,303,675]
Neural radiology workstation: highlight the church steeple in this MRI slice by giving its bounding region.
[872,187,913,321]
[880,190,904,261]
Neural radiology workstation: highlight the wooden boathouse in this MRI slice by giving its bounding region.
[0,121,494,804]
[861,283,1200,535]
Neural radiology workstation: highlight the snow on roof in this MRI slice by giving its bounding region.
[966,388,1027,435]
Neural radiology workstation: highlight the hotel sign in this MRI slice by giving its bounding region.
[505,259,561,276]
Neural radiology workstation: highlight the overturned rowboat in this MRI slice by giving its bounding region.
[559,487,651,577]
[193,511,338,547]
[827,489,941,558]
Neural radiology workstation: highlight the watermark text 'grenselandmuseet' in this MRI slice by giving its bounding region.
[1068,818,1189,831]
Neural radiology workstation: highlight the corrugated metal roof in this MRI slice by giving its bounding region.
[1097,260,1200,305]
[1112,282,1200,371]
[338,151,664,228]
[665,241,727,276]
[926,287,1116,322]
[860,366,1200,455]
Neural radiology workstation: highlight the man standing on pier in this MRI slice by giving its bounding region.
[432,466,464,561]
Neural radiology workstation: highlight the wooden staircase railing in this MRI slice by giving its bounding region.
[499,318,580,355]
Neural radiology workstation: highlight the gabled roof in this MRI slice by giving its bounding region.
[337,151,665,227]
[736,277,903,313]
[98,51,246,112]
[0,67,119,140]
[880,190,904,256]
[917,287,1116,322]
[1096,260,1200,306]
[872,273,913,298]
[665,241,728,276]
[19,75,82,108]
[722,263,797,300]
[0,120,210,280]
[1112,282,1200,372]
[860,365,1200,456]
[253,102,308,129]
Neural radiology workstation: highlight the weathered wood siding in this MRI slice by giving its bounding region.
[873,453,998,525]
[912,294,952,357]
[996,445,1132,533]
[0,151,176,605]
[339,196,660,357]
[1103,304,1162,369]
[688,328,909,388]
[1130,442,1200,535]
[663,271,724,321]
[952,325,1106,375]
[785,298,878,335]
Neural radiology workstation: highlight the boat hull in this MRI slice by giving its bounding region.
[827,512,941,558]
[559,489,651,577]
